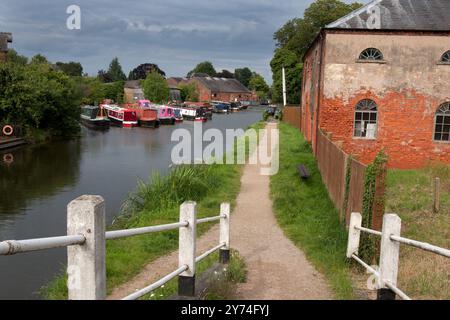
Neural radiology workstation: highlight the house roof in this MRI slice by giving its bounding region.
[327,0,450,31]
[124,80,141,89]
[194,76,250,93]
[0,32,12,52]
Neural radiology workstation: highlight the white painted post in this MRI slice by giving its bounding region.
[219,202,231,264]
[346,212,362,258]
[178,201,197,296]
[377,213,401,300]
[67,195,106,300]
[282,67,287,107]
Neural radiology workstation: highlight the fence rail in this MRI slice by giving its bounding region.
[347,212,449,300]
[0,195,231,300]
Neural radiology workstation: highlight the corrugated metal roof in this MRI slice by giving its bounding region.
[327,0,450,31]
[194,76,250,93]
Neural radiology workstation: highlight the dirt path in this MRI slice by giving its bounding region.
[108,122,331,300]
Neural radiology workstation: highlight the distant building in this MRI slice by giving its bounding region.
[301,0,450,169]
[0,32,12,62]
[123,80,144,104]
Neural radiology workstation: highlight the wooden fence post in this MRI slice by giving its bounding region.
[67,195,106,300]
[178,201,197,296]
[377,213,401,300]
[434,177,440,213]
[346,212,362,258]
[219,202,231,264]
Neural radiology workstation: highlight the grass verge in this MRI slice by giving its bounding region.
[42,121,263,299]
[385,165,449,300]
[270,122,354,299]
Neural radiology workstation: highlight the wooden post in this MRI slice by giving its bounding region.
[377,213,401,300]
[434,177,440,213]
[346,212,362,258]
[67,195,106,300]
[219,202,230,264]
[178,201,197,296]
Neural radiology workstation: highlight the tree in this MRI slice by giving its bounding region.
[55,61,83,77]
[179,83,199,102]
[128,63,165,80]
[7,49,28,65]
[187,61,216,77]
[30,54,49,65]
[234,68,252,88]
[216,69,234,78]
[103,81,125,104]
[248,73,270,99]
[270,48,303,104]
[141,71,170,104]
[98,57,126,83]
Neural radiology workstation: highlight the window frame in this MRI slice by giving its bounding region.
[433,102,450,143]
[438,51,450,65]
[353,99,378,140]
[356,48,386,64]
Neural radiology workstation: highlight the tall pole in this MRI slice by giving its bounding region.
[282,67,287,107]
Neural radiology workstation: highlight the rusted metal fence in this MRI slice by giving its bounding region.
[282,105,301,130]
[0,195,231,300]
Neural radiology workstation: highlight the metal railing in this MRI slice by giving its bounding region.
[0,195,231,300]
[347,212,450,300]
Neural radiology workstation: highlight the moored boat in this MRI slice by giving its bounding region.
[211,102,230,114]
[173,108,184,123]
[103,104,138,128]
[154,105,176,125]
[80,105,110,130]
[180,106,207,122]
[127,100,160,128]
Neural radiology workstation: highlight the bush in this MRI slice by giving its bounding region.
[141,71,170,104]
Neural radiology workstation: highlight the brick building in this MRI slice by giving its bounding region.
[167,74,255,102]
[0,32,12,62]
[301,0,450,169]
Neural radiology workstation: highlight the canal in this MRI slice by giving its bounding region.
[0,109,263,299]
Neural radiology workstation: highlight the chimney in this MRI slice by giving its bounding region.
[0,32,13,62]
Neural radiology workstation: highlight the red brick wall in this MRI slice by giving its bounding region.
[320,90,450,169]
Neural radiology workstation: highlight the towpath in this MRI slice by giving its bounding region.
[108,122,331,300]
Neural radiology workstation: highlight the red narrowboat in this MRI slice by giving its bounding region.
[102,104,138,128]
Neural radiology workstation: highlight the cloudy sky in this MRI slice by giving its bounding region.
[0,0,365,83]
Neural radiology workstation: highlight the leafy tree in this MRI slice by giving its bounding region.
[30,54,49,65]
[216,69,234,78]
[55,61,83,77]
[0,62,81,138]
[270,48,302,104]
[141,71,170,104]
[98,57,126,83]
[179,83,199,102]
[187,61,216,77]
[234,67,252,88]
[248,73,270,99]
[128,63,165,80]
[273,0,362,59]
[103,81,125,104]
[7,49,28,65]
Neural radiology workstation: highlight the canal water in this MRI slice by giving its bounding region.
[0,109,263,299]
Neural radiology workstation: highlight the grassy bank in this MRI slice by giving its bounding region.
[270,123,353,299]
[43,121,263,299]
[386,166,449,300]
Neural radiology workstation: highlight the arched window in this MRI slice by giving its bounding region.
[354,99,378,138]
[434,103,450,142]
[440,51,450,63]
[359,48,384,61]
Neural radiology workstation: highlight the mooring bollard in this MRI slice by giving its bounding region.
[346,212,362,258]
[219,202,231,264]
[178,201,197,297]
[377,214,401,300]
[67,195,106,300]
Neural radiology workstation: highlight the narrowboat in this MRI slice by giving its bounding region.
[132,100,160,128]
[230,102,240,112]
[173,108,184,123]
[180,106,207,122]
[155,105,176,125]
[212,102,230,114]
[103,104,138,128]
[80,105,110,130]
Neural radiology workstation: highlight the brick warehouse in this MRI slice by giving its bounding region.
[0,32,12,62]
[301,0,450,169]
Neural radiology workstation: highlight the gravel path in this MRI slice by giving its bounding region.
[108,122,332,300]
